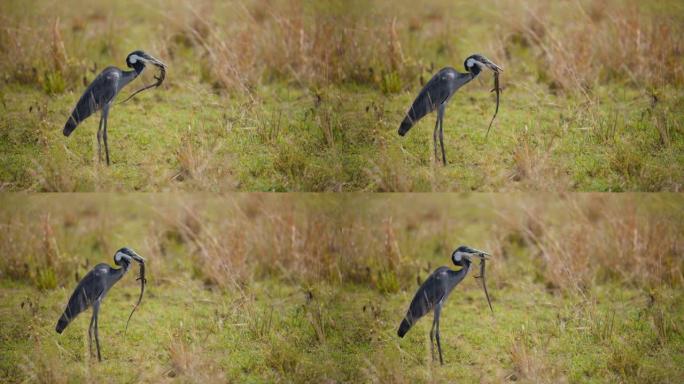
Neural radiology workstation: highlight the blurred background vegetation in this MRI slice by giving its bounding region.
[0,0,682,191]
[1,193,682,382]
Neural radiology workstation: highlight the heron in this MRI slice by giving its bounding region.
[63,50,167,166]
[397,245,493,365]
[398,54,503,165]
[55,247,146,361]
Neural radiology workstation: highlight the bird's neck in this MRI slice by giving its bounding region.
[455,260,471,276]
[121,66,144,89]
[461,71,477,83]
[450,70,476,92]
[114,262,131,278]
[444,261,471,295]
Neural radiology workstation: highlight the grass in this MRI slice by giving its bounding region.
[0,0,682,191]
[0,193,682,382]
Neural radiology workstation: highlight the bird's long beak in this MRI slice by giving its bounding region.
[141,53,167,69]
[475,58,503,73]
[469,248,491,260]
[129,250,145,264]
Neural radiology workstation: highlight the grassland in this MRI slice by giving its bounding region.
[1,194,682,383]
[1,0,683,191]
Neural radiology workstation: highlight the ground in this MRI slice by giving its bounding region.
[2,277,682,383]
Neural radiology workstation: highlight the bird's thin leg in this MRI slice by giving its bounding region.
[88,310,95,357]
[429,314,437,361]
[97,113,104,163]
[435,303,444,365]
[93,300,102,362]
[433,116,439,162]
[439,118,446,165]
[438,105,447,165]
[103,105,110,166]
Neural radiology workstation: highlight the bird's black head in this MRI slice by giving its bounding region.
[114,247,145,267]
[464,54,503,76]
[451,245,490,267]
[125,50,166,73]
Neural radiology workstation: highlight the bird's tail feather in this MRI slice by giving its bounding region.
[398,116,413,136]
[63,116,78,137]
[55,314,70,334]
[397,317,412,338]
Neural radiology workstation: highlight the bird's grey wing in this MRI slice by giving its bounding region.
[398,267,450,337]
[398,68,459,136]
[63,68,121,136]
[55,264,108,333]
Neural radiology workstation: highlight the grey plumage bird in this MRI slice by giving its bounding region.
[398,246,492,365]
[398,54,502,165]
[55,248,145,361]
[63,50,166,165]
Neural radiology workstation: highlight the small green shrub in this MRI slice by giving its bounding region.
[34,267,57,290]
[41,71,66,94]
[380,71,402,94]
[376,269,399,293]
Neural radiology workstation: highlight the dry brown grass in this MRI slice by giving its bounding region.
[0,14,85,93]
[20,352,69,384]
[1,195,681,294]
[501,1,684,93]
[2,0,680,98]
[492,195,684,292]
[170,127,236,190]
[508,339,566,383]
[164,0,414,94]
[166,335,225,381]
[156,0,684,96]
[508,327,566,384]
[0,213,65,289]
[508,124,571,190]
[364,137,418,192]
[154,196,414,292]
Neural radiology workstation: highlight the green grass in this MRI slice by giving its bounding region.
[2,266,682,382]
[0,0,682,191]
[2,78,682,192]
